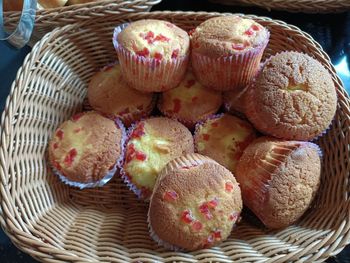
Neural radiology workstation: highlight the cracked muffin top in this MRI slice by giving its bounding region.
[190,16,269,57]
[245,51,337,141]
[117,19,190,60]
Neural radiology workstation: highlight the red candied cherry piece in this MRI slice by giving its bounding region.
[136,48,150,57]
[199,203,209,214]
[135,151,147,161]
[181,210,194,224]
[188,28,195,36]
[53,142,59,149]
[213,230,221,239]
[184,79,196,88]
[125,143,136,163]
[244,28,254,36]
[154,34,170,42]
[225,181,234,192]
[232,43,246,51]
[72,112,84,121]
[56,129,64,140]
[208,198,219,209]
[52,160,62,170]
[202,134,210,141]
[73,127,81,133]
[172,98,181,113]
[142,31,155,44]
[163,190,179,202]
[171,49,179,59]
[64,148,77,166]
[130,123,145,139]
[192,220,203,231]
[211,122,219,128]
[229,211,240,222]
[252,24,260,31]
[154,52,163,60]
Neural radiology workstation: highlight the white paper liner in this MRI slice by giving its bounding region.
[113,23,189,92]
[191,31,270,91]
[51,117,126,189]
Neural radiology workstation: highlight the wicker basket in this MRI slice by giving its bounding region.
[3,0,161,43]
[210,0,350,13]
[1,11,350,263]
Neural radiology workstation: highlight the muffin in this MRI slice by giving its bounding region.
[245,51,337,141]
[87,63,156,127]
[122,117,194,199]
[191,16,269,91]
[113,19,190,92]
[158,70,222,128]
[48,111,125,188]
[148,153,243,251]
[236,137,321,229]
[223,84,250,117]
[194,114,257,173]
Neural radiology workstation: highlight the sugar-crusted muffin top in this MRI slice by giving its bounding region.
[195,114,257,173]
[48,111,124,183]
[117,19,190,60]
[149,154,242,251]
[158,70,222,124]
[245,51,337,140]
[236,137,321,229]
[123,117,194,199]
[191,16,269,57]
[87,63,154,119]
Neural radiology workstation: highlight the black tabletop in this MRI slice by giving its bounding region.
[0,0,349,262]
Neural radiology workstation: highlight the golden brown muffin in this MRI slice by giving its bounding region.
[148,153,243,251]
[87,63,155,127]
[158,70,222,128]
[194,114,257,173]
[122,117,194,199]
[245,51,337,141]
[117,19,189,60]
[191,16,269,57]
[190,16,269,91]
[48,111,125,187]
[236,137,321,229]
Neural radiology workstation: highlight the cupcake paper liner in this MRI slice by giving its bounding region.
[191,32,269,92]
[51,118,126,189]
[113,23,189,93]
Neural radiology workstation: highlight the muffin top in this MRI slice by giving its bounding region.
[236,137,321,229]
[191,16,269,57]
[48,111,124,184]
[123,117,194,199]
[117,19,190,60]
[245,51,337,141]
[158,70,222,125]
[87,63,154,119]
[149,153,242,251]
[195,114,257,173]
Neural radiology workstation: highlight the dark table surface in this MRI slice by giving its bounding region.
[0,0,349,262]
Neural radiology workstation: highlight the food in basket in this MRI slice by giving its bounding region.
[158,69,222,129]
[245,51,337,141]
[224,84,250,117]
[122,117,194,199]
[194,114,257,173]
[87,63,156,127]
[113,19,190,92]
[236,137,321,229]
[190,16,269,91]
[148,153,243,251]
[4,0,68,11]
[48,111,125,188]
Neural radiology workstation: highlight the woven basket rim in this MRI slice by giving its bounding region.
[209,0,350,13]
[1,10,350,262]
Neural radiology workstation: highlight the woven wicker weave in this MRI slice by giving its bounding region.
[3,0,161,42]
[1,11,350,263]
[210,0,350,13]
